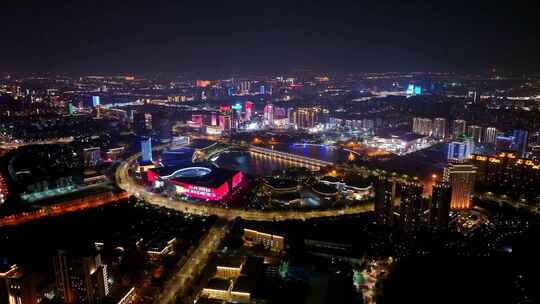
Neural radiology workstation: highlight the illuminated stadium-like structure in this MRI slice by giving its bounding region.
[147,164,243,201]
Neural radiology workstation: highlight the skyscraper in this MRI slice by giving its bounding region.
[430,183,452,228]
[484,127,498,144]
[264,104,274,126]
[432,118,447,139]
[244,101,253,122]
[239,80,251,94]
[374,175,396,225]
[412,117,433,136]
[452,119,466,138]
[447,137,474,161]
[399,179,424,231]
[53,250,109,304]
[467,125,483,143]
[512,129,529,157]
[141,137,153,163]
[443,163,476,209]
[211,112,217,126]
[0,265,42,304]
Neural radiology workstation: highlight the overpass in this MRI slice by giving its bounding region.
[248,145,334,170]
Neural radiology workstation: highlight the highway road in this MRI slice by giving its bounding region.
[154,218,232,304]
[115,151,373,221]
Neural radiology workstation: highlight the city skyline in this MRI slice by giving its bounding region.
[1,2,539,304]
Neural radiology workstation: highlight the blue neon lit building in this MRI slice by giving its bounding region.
[447,139,474,161]
[92,96,100,107]
[406,84,415,95]
[512,129,529,157]
[141,137,153,163]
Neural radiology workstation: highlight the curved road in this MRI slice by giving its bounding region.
[115,150,373,221]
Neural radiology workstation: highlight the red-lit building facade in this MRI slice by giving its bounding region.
[147,165,244,201]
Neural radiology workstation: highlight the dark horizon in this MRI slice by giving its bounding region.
[1,0,539,76]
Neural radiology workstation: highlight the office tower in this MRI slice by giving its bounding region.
[264,104,274,126]
[133,112,152,135]
[240,80,251,94]
[92,96,100,107]
[484,127,498,144]
[374,175,396,225]
[0,265,42,304]
[467,125,482,143]
[443,163,476,209]
[140,137,153,163]
[432,118,447,139]
[512,129,529,157]
[430,183,452,228]
[412,117,433,136]
[452,119,466,138]
[399,179,424,231]
[244,101,253,121]
[447,137,474,161]
[53,250,109,304]
[211,112,217,126]
[219,115,231,132]
[287,108,296,125]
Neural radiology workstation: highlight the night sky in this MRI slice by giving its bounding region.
[1,0,538,76]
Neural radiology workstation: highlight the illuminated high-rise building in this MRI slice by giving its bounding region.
[467,125,483,143]
[430,182,452,228]
[244,101,253,121]
[239,80,251,94]
[0,265,42,304]
[211,112,217,126]
[219,115,232,132]
[53,250,109,304]
[399,179,424,231]
[443,163,476,209]
[287,108,296,125]
[412,117,433,136]
[432,118,447,139]
[0,173,8,205]
[91,96,100,107]
[470,152,540,200]
[512,129,529,157]
[447,137,474,161]
[452,119,466,138]
[140,137,153,163]
[374,175,396,225]
[264,104,274,126]
[295,107,329,129]
[484,127,498,144]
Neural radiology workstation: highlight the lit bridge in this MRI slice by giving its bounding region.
[248,145,334,169]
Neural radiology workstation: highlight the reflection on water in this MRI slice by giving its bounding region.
[281,143,350,163]
[214,151,294,176]
[213,144,352,176]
